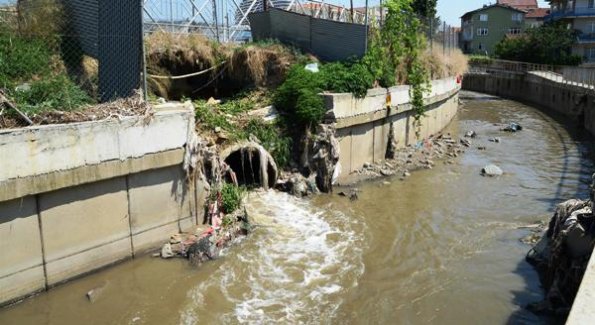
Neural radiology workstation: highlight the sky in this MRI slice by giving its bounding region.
[438,0,550,26]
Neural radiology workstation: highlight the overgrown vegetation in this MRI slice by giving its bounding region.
[274,0,433,129]
[495,22,582,66]
[220,183,245,213]
[0,2,95,119]
[467,55,493,65]
[194,90,293,168]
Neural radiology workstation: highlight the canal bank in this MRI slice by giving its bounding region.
[0,92,591,324]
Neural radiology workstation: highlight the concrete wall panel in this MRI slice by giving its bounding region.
[39,178,130,264]
[0,196,45,304]
[128,166,188,252]
[350,123,375,169]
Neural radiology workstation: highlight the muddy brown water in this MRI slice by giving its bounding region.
[1,91,593,324]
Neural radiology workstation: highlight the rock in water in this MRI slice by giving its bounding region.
[502,122,523,132]
[160,243,175,259]
[481,164,503,177]
[464,130,477,138]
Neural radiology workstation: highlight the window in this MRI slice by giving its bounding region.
[480,14,488,21]
[589,48,595,60]
[508,28,522,35]
[589,0,594,9]
[478,43,483,50]
[477,28,488,36]
[512,13,523,22]
[591,22,595,33]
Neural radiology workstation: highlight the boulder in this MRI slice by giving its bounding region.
[481,164,503,177]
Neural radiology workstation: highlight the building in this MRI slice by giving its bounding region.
[547,0,595,63]
[497,0,539,10]
[525,8,551,27]
[460,4,527,55]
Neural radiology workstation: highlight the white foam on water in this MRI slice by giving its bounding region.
[180,190,365,324]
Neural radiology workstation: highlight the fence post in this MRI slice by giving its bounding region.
[141,0,148,101]
[443,21,446,56]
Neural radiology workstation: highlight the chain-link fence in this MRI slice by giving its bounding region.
[0,0,143,114]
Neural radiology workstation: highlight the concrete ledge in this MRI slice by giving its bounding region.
[0,105,193,183]
[0,148,184,203]
[335,88,459,129]
[323,77,459,125]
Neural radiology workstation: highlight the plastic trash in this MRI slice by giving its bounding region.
[305,63,319,73]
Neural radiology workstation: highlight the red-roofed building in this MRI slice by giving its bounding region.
[525,8,551,27]
[497,0,539,10]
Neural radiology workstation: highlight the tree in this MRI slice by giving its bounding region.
[411,0,437,18]
[495,22,581,65]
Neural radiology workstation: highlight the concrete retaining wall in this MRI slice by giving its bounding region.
[462,71,595,135]
[324,77,461,181]
[0,103,204,306]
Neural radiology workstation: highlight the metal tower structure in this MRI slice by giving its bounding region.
[143,0,380,42]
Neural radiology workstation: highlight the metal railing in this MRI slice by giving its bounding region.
[468,59,595,89]
[547,7,595,20]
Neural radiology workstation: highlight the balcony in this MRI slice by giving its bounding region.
[547,7,595,21]
[578,33,595,43]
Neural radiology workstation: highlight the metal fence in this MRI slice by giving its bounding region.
[249,8,368,61]
[1,0,143,104]
[468,58,595,90]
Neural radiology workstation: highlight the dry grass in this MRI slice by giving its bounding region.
[423,46,468,79]
[15,0,64,40]
[145,31,220,69]
[1,91,153,129]
[145,32,300,97]
[228,43,296,87]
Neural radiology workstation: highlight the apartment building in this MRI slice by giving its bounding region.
[460,4,526,55]
[548,0,595,63]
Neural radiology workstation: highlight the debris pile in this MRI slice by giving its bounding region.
[159,205,251,264]
[351,133,465,181]
[526,189,595,316]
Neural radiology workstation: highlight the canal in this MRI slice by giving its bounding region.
[0,91,592,324]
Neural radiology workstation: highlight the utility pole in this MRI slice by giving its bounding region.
[443,21,446,56]
[380,0,384,25]
[350,0,354,23]
[213,0,219,42]
[364,0,369,50]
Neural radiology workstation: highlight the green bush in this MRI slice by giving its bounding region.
[12,75,93,114]
[0,30,53,88]
[495,22,582,66]
[243,119,292,168]
[321,61,374,98]
[220,183,245,213]
[468,55,493,65]
[273,64,326,126]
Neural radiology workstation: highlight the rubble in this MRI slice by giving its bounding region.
[158,208,251,265]
[347,133,466,182]
[525,191,595,316]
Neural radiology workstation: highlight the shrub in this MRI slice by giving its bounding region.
[220,183,245,213]
[12,74,92,114]
[320,61,374,98]
[0,30,53,88]
[468,55,493,65]
[243,119,292,168]
[273,64,325,126]
[495,22,582,66]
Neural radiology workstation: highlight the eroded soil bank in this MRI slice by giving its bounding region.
[0,91,593,324]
